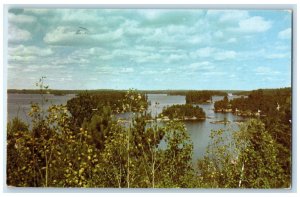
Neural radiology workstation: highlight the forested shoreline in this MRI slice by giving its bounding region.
[214,88,291,116]
[7,82,292,188]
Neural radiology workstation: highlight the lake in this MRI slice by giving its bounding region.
[7,93,76,125]
[146,94,245,164]
[7,93,245,165]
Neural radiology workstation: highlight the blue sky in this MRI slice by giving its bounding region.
[7,9,292,90]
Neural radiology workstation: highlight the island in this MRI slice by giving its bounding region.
[159,104,206,120]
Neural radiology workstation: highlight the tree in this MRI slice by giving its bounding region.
[7,118,30,186]
[161,104,205,120]
[67,92,96,127]
[197,119,288,188]
[156,121,196,188]
[82,106,115,150]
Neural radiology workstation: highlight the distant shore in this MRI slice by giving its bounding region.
[117,116,206,123]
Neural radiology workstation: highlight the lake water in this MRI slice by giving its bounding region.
[7,93,245,165]
[7,93,76,125]
[146,94,245,164]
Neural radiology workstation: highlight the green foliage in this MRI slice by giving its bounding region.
[261,96,291,185]
[67,89,148,127]
[235,119,287,188]
[185,90,226,104]
[156,121,196,188]
[198,119,290,188]
[7,118,30,186]
[7,103,106,187]
[230,88,291,115]
[122,89,148,113]
[214,96,230,112]
[7,86,195,188]
[99,115,164,188]
[7,118,28,135]
[6,82,291,188]
[82,106,115,150]
[66,92,97,127]
[161,104,206,120]
[228,88,292,186]
[198,128,239,188]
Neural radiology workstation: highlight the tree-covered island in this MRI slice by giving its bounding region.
[160,104,206,120]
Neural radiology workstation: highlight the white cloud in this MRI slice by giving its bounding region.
[219,10,249,22]
[8,13,36,24]
[202,71,227,76]
[8,25,31,42]
[227,38,237,43]
[138,10,167,20]
[215,50,237,60]
[165,54,188,63]
[229,74,236,78]
[47,74,74,82]
[213,31,224,38]
[239,48,290,61]
[73,47,114,61]
[161,68,173,74]
[190,47,237,60]
[120,67,134,73]
[274,44,289,51]
[233,16,272,33]
[23,9,52,15]
[239,16,272,32]
[140,70,158,75]
[43,26,124,46]
[254,66,280,76]
[190,47,215,59]
[52,56,90,65]
[135,53,162,63]
[74,47,160,64]
[183,61,215,71]
[88,47,107,55]
[60,9,104,24]
[95,65,134,75]
[255,66,271,74]
[124,24,151,36]
[9,45,53,57]
[96,66,114,74]
[188,36,204,44]
[278,28,291,39]
[8,55,37,62]
[134,45,155,52]
[208,10,248,19]
[20,64,65,72]
[133,24,208,47]
[266,53,290,59]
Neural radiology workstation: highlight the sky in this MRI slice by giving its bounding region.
[7,9,292,90]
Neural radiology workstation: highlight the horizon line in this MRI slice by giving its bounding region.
[7,86,292,92]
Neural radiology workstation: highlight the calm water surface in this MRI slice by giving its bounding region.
[146,94,245,164]
[7,93,245,164]
[7,93,76,124]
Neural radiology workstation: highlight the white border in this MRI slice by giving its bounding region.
[1,0,299,196]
